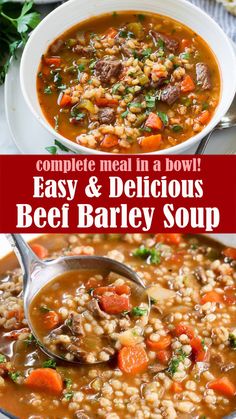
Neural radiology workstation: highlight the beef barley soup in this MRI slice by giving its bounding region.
[0,234,235,419]
[37,12,221,153]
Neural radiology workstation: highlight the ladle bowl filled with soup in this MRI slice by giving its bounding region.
[0,233,236,418]
[20,0,236,154]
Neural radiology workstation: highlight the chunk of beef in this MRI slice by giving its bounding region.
[68,313,84,336]
[95,59,122,84]
[73,45,95,57]
[50,39,64,54]
[196,63,211,90]
[160,84,181,105]
[150,77,168,89]
[148,363,167,373]
[150,30,179,52]
[87,298,110,319]
[98,108,116,125]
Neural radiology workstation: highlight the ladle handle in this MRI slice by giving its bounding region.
[5,234,42,290]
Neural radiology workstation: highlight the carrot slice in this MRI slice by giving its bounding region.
[156,349,171,365]
[200,291,223,305]
[155,234,182,245]
[223,247,236,260]
[59,94,72,108]
[101,134,119,149]
[7,308,24,322]
[208,377,236,397]
[94,285,131,296]
[139,134,162,152]
[181,75,195,93]
[146,335,172,351]
[145,113,163,130]
[44,57,61,67]
[43,311,60,330]
[190,337,209,362]
[175,323,195,339]
[25,368,63,394]
[170,382,184,393]
[99,294,130,314]
[105,27,118,38]
[197,110,210,125]
[118,345,148,374]
[95,97,118,107]
[30,244,48,259]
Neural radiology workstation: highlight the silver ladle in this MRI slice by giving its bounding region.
[6,234,147,364]
[196,94,236,154]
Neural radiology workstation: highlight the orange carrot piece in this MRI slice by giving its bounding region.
[197,110,210,125]
[156,349,171,365]
[101,134,119,149]
[190,337,209,362]
[59,94,72,108]
[175,323,195,339]
[94,284,130,297]
[181,75,195,93]
[115,285,131,295]
[224,247,236,260]
[155,234,182,245]
[30,243,48,259]
[181,38,191,50]
[99,294,130,314]
[145,113,163,130]
[152,68,167,78]
[7,308,24,322]
[25,368,63,394]
[146,335,172,351]
[200,291,223,305]
[95,97,118,107]
[106,27,118,38]
[44,57,61,67]
[208,377,236,397]
[139,134,162,152]
[118,345,149,374]
[171,382,184,393]
[43,311,60,330]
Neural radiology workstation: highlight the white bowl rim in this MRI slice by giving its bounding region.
[20,0,236,155]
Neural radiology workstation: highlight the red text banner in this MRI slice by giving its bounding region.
[0,155,235,233]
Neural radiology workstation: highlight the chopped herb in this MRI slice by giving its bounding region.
[45,146,58,155]
[158,111,169,126]
[39,305,51,313]
[64,378,72,389]
[202,102,209,111]
[140,126,152,133]
[38,72,43,78]
[145,95,156,109]
[181,52,191,60]
[0,354,6,363]
[121,110,129,118]
[181,96,192,107]
[54,139,71,152]
[229,334,236,350]
[119,30,128,38]
[42,359,57,369]
[57,84,67,91]
[112,11,118,17]
[137,14,145,22]
[44,86,52,95]
[64,391,74,401]
[9,371,20,383]
[70,109,85,122]
[133,246,161,265]
[142,48,152,58]
[132,307,148,317]
[24,333,36,346]
[112,83,121,94]
[190,243,198,250]
[78,63,85,71]
[65,318,73,327]
[89,59,96,70]
[172,124,183,132]
[53,72,62,86]
[157,38,165,49]
[167,350,187,376]
[150,297,157,305]
[128,102,142,108]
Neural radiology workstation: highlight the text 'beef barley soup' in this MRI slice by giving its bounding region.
[37,12,221,153]
[0,234,235,419]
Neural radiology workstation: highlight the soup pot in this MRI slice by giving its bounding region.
[20,0,236,155]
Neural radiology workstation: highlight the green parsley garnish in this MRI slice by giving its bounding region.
[112,83,121,94]
[145,95,156,109]
[42,359,57,369]
[167,349,187,376]
[133,246,161,265]
[121,110,129,119]
[24,333,36,346]
[39,305,51,313]
[229,334,236,350]
[172,124,183,132]
[9,371,20,383]
[78,63,85,71]
[158,111,169,126]
[44,86,52,95]
[64,391,74,401]
[137,14,145,22]
[0,354,6,363]
[64,378,73,389]
[131,307,148,317]
[142,48,152,58]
